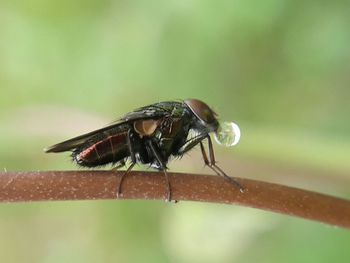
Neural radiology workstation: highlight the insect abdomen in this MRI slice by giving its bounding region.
[73,132,129,167]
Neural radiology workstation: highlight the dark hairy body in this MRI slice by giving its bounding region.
[46,99,243,201]
[72,101,193,169]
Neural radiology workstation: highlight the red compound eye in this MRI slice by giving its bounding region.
[184,99,218,125]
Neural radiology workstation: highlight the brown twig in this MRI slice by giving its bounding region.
[0,171,349,229]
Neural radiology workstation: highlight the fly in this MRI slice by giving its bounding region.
[45,99,243,201]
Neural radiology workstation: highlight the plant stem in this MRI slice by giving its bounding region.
[0,171,349,229]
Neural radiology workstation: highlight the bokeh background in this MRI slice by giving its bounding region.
[1,0,350,262]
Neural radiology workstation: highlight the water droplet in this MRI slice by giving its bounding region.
[214,121,241,147]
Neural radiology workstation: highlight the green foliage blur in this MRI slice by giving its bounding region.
[0,1,349,262]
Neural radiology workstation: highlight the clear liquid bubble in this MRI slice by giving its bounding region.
[214,121,241,147]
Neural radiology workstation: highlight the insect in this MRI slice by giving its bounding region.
[45,99,243,201]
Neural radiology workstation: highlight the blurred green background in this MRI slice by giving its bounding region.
[1,0,350,262]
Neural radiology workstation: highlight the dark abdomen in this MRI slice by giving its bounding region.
[73,129,129,167]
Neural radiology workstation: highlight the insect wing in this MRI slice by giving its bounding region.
[45,103,171,153]
[44,121,128,153]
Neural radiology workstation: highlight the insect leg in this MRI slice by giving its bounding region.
[147,140,172,202]
[111,159,126,171]
[201,136,244,192]
[177,134,207,155]
[199,141,210,166]
[116,162,135,198]
[126,129,137,164]
[117,129,137,198]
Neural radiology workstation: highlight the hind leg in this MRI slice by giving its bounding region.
[116,129,137,198]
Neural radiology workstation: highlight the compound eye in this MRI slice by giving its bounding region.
[184,99,217,124]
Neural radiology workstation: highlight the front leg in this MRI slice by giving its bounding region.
[177,134,207,156]
[200,136,244,192]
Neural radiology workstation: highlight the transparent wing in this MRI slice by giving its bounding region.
[45,103,172,153]
[44,120,129,153]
